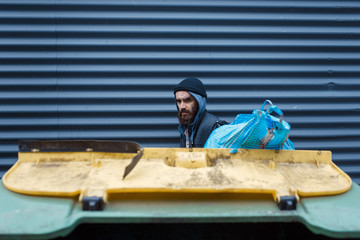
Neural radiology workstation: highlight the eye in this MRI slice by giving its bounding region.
[184,98,192,103]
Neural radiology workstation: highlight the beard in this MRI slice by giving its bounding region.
[177,105,199,126]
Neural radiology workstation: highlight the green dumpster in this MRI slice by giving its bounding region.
[0,140,359,239]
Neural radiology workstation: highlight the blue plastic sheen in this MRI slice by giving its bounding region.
[205,100,295,150]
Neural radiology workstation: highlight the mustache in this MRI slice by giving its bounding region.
[180,109,190,114]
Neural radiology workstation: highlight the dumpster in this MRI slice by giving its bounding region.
[1,140,360,239]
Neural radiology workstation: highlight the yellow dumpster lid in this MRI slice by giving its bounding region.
[3,140,352,210]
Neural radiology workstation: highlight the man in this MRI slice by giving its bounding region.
[174,77,227,148]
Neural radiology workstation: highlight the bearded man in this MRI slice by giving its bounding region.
[174,77,227,148]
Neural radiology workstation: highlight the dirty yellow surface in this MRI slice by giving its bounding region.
[3,148,352,202]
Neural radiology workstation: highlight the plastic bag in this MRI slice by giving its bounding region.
[204,100,295,150]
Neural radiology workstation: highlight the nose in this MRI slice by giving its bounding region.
[179,101,186,109]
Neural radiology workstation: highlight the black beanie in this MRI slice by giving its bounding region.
[174,77,207,98]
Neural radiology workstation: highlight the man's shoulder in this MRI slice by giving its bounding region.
[201,111,228,127]
[203,111,218,121]
[193,110,228,147]
[199,110,218,125]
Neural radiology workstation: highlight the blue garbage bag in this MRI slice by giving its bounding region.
[204,100,295,150]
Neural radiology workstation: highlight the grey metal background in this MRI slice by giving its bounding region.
[0,0,359,183]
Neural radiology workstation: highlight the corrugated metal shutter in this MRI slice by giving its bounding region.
[1,0,360,183]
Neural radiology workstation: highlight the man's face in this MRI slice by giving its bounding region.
[175,91,199,126]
